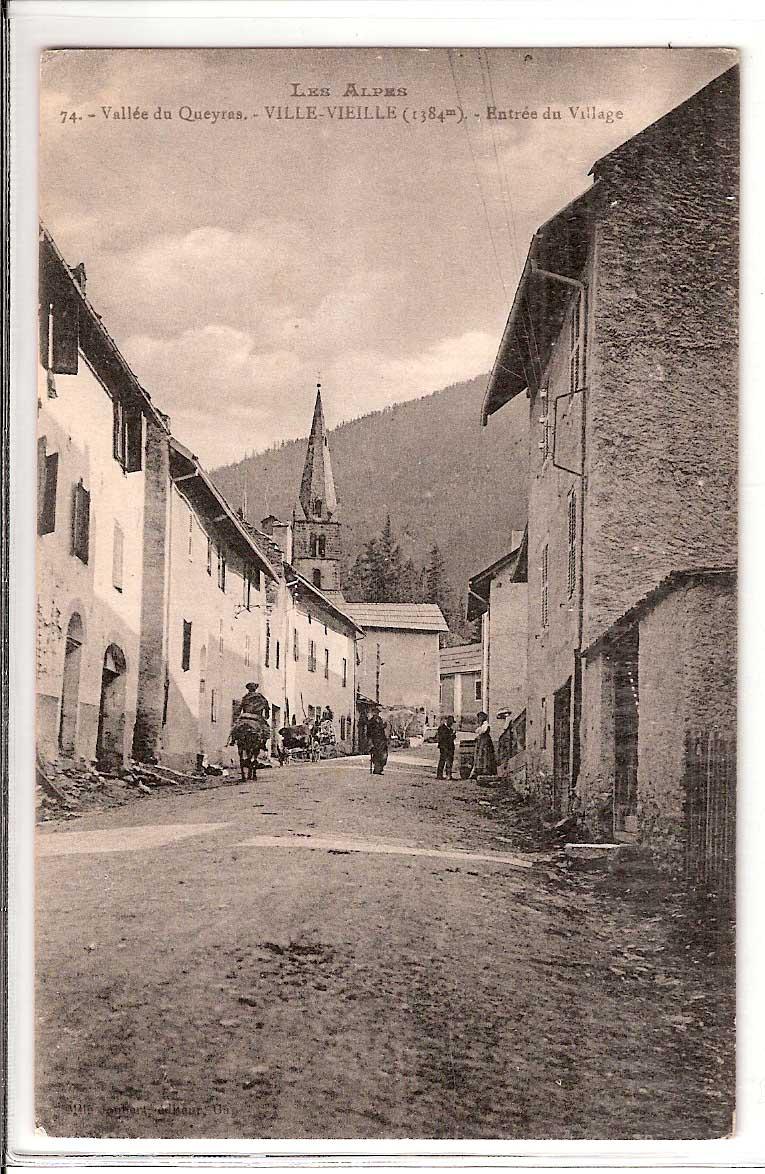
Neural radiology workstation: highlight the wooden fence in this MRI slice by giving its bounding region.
[684,730,736,907]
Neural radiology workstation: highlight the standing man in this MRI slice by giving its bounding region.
[436,715,456,780]
[367,705,389,776]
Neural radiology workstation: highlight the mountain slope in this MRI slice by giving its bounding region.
[213,376,529,607]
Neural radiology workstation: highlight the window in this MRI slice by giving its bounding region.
[324,648,329,680]
[308,640,317,672]
[182,619,192,671]
[71,480,90,563]
[475,679,482,702]
[210,688,218,723]
[314,498,322,516]
[37,438,58,535]
[276,640,281,670]
[307,613,312,625]
[112,522,124,592]
[245,634,250,667]
[541,697,548,750]
[313,569,322,588]
[541,543,549,629]
[265,621,271,668]
[567,489,577,597]
[217,546,226,592]
[310,533,318,557]
[342,657,347,688]
[293,628,299,660]
[319,535,326,558]
[112,398,143,472]
[187,508,194,559]
[207,537,212,576]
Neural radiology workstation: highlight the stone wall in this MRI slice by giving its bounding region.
[583,67,738,649]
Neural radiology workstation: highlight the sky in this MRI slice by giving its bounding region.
[40,46,735,468]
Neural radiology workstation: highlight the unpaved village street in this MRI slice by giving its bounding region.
[36,749,733,1141]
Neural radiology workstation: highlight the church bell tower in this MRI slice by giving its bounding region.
[291,385,343,596]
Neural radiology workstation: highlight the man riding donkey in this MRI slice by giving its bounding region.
[229,681,271,780]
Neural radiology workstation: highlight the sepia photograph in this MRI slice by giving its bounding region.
[30,42,737,1143]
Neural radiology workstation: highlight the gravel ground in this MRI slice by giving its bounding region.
[35,751,734,1141]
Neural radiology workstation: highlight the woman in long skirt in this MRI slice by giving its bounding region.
[470,711,497,778]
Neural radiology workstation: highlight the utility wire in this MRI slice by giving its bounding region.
[446,47,508,301]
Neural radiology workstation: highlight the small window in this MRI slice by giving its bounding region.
[37,438,58,535]
[567,489,577,597]
[71,480,90,564]
[182,619,192,672]
[541,696,547,750]
[293,628,299,661]
[207,537,212,576]
[210,688,218,723]
[112,522,124,592]
[217,547,226,592]
[310,533,318,557]
[541,543,549,630]
[324,648,329,680]
[314,498,322,516]
[308,640,317,673]
[265,621,271,668]
[308,613,312,625]
[475,679,482,702]
[318,535,326,558]
[313,568,322,588]
[342,657,347,688]
[276,640,281,670]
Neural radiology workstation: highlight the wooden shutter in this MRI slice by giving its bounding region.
[125,412,143,472]
[72,481,90,563]
[51,295,79,375]
[112,398,123,463]
[112,522,124,590]
[182,619,192,671]
[38,448,58,536]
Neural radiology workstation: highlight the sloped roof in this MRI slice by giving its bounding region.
[440,643,482,676]
[344,603,449,633]
[289,570,364,636]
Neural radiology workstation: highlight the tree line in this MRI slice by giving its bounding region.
[344,514,478,646]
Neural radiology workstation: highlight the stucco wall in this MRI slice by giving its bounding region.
[159,483,266,771]
[356,629,440,718]
[486,577,527,729]
[584,68,738,648]
[37,356,146,765]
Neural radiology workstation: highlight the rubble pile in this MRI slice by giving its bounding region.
[36,755,236,822]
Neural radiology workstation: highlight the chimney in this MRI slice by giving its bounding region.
[261,515,277,536]
[70,262,87,294]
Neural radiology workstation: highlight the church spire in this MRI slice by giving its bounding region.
[299,383,338,521]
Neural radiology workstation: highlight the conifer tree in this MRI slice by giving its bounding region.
[378,514,402,602]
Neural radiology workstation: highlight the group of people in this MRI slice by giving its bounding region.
[435,711,497,780]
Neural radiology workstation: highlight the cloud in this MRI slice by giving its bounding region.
[123,325,494,468]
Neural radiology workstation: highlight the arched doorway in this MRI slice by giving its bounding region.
[58,613,84,754]
[96,643,127,771]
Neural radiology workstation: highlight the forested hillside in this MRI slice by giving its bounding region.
[214,376,528,625]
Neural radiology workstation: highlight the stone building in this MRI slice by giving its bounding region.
[439,643,482,730]
[36,227,169,770]
[480,66,737,858]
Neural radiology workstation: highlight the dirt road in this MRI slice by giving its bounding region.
[35,750,733,1140]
